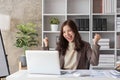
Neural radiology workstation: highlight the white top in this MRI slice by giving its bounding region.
[64,42,77,70]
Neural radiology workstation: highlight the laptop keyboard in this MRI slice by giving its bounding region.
[61,71,67,74]
[60,70,76,75]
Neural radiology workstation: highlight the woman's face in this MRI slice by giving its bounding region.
[63,25,75,42]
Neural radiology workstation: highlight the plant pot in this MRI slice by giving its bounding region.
[51,24,58,31]
[19,55,27,67]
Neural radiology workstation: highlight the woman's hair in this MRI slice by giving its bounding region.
[56,19,85,55]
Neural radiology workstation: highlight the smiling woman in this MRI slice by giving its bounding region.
[43,19,101,70]
[63,25,75,42]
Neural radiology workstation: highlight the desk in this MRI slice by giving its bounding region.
[6,70,120,80]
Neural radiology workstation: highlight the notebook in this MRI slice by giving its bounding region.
[26,50,61,75]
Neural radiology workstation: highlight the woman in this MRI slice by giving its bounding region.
[43,19,101,70]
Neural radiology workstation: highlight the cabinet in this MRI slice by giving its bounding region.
[42,0,120,69]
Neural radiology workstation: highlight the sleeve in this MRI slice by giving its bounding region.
[86,43,100,66]
[41,41,49,50]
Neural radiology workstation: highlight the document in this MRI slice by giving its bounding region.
[109,70,120,78]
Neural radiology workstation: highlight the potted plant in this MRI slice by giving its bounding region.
[50,17,60,31]
[15,22,39,67]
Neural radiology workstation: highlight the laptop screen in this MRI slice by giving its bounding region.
[26,50,61,75]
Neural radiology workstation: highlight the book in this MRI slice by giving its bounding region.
[101,18,107,31]
[117,35,120,49]
[100,54,114,58]
[97,19,102,31]
[106,0,112,13]
[93,18,98,31]
[79,19,84,31]
[93,0,102,13]
[93,18,107,31]
[93,39,110,43]
[84,19,89,31]
[79,19,89,31]
[98,39,110,42]
[100,46,110,49]
[75,19,80,31]
[98,42,109,46]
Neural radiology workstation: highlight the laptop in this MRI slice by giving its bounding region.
[26,50,61,75]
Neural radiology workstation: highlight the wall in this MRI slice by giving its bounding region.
[0,0,42,73]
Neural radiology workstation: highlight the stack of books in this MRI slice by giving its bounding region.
[116,17,120,31]
[98,54,114,68]
[93,54,115,69]
[118,56,120,61]
[75,18,89,31]
[117,35,120,49]
[93,0,115,13]
[96,39,110,49]
[93,18,107,31]
[117,0,120,13]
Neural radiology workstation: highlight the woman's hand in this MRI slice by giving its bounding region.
[43,37,49,47]
[93,34,101,45]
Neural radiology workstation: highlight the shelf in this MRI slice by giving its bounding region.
[92,31,115,33]
[116,13,120,15]
[93,15,115,31]
[100,49,115,51]
[92,66,114,69]
[67,14,90,16]
[78,31,90,33]
[117,49,120,50]
[92,13,115,15]
[43,16,65,31]
[43,14,65,16]
[42,0,119,69]
[43,31,60,33]
[116,31,120,33]
[43,31,90,34]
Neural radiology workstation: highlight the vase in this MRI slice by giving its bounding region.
[19,55,27,67]
[51,24,58,31]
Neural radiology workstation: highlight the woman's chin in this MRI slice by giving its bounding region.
[67,39,73,42]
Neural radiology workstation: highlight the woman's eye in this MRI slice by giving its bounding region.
[63,31,65,34]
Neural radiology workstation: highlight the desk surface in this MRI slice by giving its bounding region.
[6,70,120,80]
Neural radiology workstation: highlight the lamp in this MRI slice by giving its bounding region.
[0,14,10,78]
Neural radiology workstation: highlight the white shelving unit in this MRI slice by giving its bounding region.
[42,0,120,69]
[116,0,120,66]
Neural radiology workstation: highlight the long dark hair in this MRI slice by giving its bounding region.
[56,19,85,55]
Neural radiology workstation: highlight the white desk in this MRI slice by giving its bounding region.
[6,70,120,80]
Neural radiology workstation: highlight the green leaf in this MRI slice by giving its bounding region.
[15,22,39,52]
